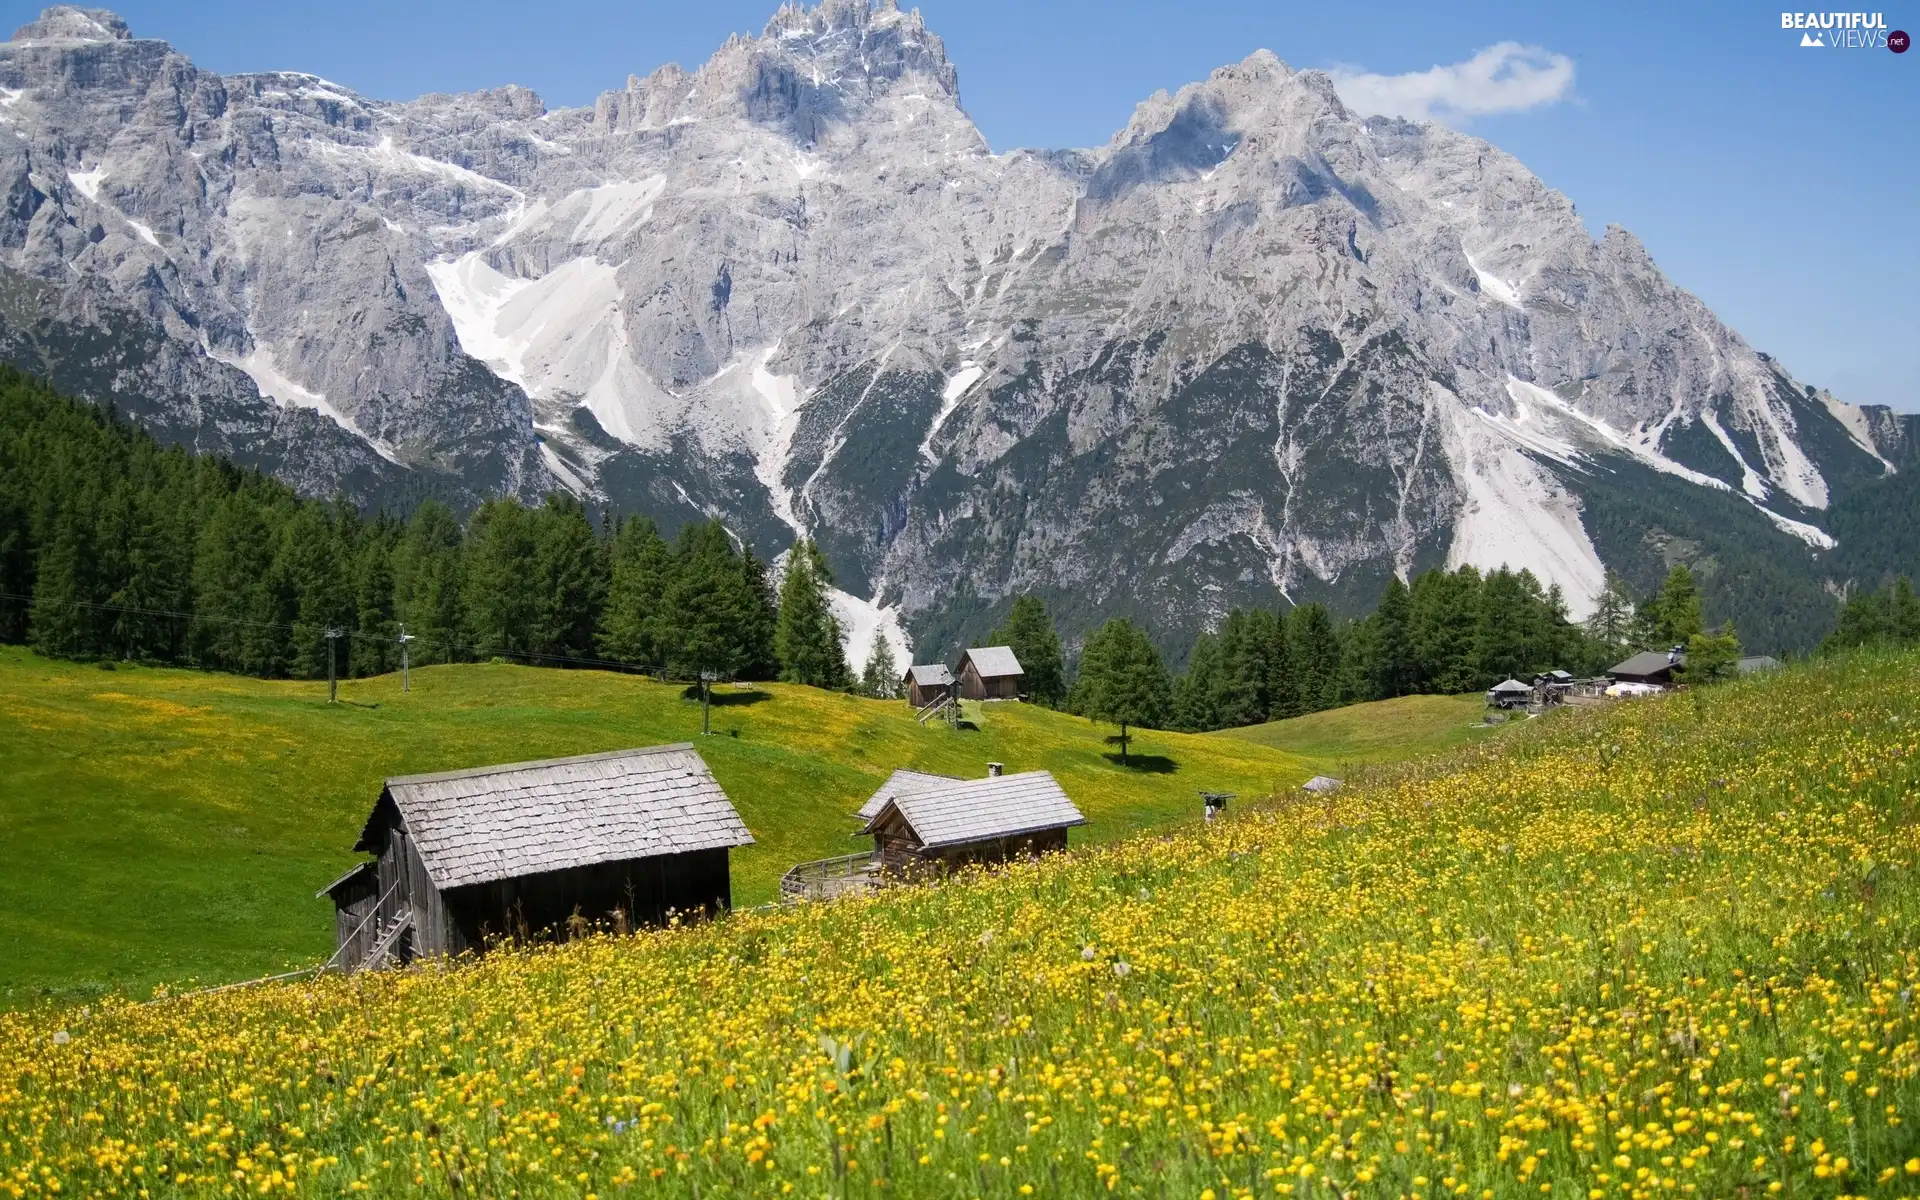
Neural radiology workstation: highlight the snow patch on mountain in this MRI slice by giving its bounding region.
[208,338,400,464]
[1441,386,1605,618]
[1821,394,1896,473]
[751,345,807,538]
[831,585,911,677]
[553,176,667,246]
[920,362,983,463]
[66,167,103,200]
[1698,408,1769,498]
[1463,249,1521,308]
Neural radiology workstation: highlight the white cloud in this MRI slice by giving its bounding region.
[1330,42,1575,125]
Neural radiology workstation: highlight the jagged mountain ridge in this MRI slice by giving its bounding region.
[0,1,1909,657]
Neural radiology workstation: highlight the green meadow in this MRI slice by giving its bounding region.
[0,647,1325,1003]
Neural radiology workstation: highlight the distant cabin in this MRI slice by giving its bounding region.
[1737,655,1780,674]
[858,767,1085,876]
[320,744,753,972]
[1302,775,1342,795]
[955,645,1024,700]
[1486,678,1533,708]
[1610,649,1685,686]
[902,664,955,708]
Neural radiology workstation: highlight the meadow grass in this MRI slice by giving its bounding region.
[0,649,1915,1199]
[0,647,1310,1003]
[1215,692,1501,765]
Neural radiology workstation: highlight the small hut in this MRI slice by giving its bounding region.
[955,646,1024,701]
[1487,678,1533,709]
[1302,775,1342,795]
[858,767,1084,876]
[902,664,955,708]
[320,744,753,972]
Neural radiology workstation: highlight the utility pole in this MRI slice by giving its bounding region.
[324,627,343,703]
[699,670,716,736]
[397,624,415,693]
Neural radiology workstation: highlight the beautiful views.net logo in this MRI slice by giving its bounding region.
[1780,11,1910,50]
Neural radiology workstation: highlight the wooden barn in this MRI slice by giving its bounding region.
[857,766,1085,877]
[902,664,955,708]
[319,744,753,972]
[1609,648,1685,687]
[955,646,1024,701]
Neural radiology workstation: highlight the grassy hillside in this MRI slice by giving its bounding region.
[1216,691,1499,763]
[3,650,1914,1199]
[0,647,1309,1002]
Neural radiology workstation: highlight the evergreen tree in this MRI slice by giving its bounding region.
[350,520,399,677]
[1410,566,1482,693]
[1072,617,1172,765]
[735,543,780,680]
[860,631,900,699]
[1822,575,1920,651]
[394,500,466,664]
[598,514,671,668]
[1174,631,1224,732]
[1648,564,1704,648]
[1263,610,1297,720]
[1681,622,1742,684]
[463,499,540,661]
[661,521,768,680]
[1287,603,1342,713]
[28,494,102,659]
[1586,571,1636,650]
[1216,610,1275,726]
[529,494,606,661]
[774,538,850,688]
[282,504,351,680]
[991,595,1066,707]
[1370,576,1415,698]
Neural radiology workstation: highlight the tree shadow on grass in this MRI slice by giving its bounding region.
[680,685,773,707]
[1102,738,1177,773]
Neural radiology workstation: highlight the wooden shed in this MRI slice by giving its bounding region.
[955,646,1024,701]
[319,744,754,972]
[857,768,1085,877]
[902,664,955,709]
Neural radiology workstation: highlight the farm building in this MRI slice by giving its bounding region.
[1486,678,1533,708]
[320,744,753,972]
[858,766,1085,877]
[901,664,955,708]
[1610,648,1685,686]
[956,646,1024,700]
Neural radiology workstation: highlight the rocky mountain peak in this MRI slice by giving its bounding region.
[11,6,131,43]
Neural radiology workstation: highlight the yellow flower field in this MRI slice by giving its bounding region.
[3,651,1918,1199]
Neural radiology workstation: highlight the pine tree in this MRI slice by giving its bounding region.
[992,595,1066,707]
[662,521,756,680]
[860,630,900,698]
[28,495,100,659]
[463,499,540,662]
[1287,603,1341,713]
[530,494,606,661]
[1072,617,1171,765]
[1586,571,1635,650]
[1411,566,1481,693]
[1652,564,1704,647]
[282,504,351,680]
[395,500,467,664]
[599,514,671,668]
[350,523,398,677]
[775,538,849,688]
[1681,622,1742,684]
[1174,631,1223,732]
[1371,576,1415,698]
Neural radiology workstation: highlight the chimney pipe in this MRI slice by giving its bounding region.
[987,762,1003,777]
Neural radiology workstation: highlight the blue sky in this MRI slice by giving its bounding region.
[36,0,1919,411]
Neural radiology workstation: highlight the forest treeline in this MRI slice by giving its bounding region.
[4,370,1910,738]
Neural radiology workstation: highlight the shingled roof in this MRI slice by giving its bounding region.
[859,770,1084,850]
[959,646,1023,678]
[854,768,959,822]
[904,664,954,687]
[355,744,753,891]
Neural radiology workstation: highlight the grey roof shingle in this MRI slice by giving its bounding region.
[1488,678,1532,694]
[960,646,1023,678]
[367,744,753,891]
[904,664,954,686]
[860,770,1085,849]
[854,768,959,822]
[1611,650,1681,678]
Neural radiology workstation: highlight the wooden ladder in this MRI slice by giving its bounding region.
[363,907,413,971]
[915,695,958,728]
